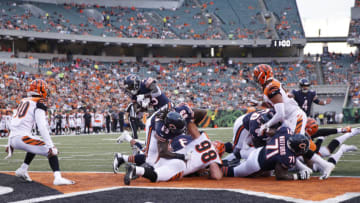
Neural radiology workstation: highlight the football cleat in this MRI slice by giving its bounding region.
[124,164,136,185]
[341,144,358,153]
[53,177,75,186]
[116,131,132,144]
[113,153,125,174]
[15,168,32,182]
[319,162,335,180]
[341,126,352,133]
[351,127,360,135]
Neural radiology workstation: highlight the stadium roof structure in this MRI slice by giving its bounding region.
[0,29,306,47]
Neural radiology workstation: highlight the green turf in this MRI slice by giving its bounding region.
[0,125,359,176]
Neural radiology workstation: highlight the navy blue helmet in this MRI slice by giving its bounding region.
[124,74,141,95]
[165,112,186,136]
[299,78,310,93]
[288,134,309,155]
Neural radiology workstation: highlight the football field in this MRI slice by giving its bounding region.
[1,124,360,176]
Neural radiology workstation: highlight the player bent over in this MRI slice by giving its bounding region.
[6,79,75,185]
[124,132,223,185]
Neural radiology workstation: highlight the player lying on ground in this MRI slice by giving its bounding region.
[301,118,359,173]
[222,127,311,181]
[123,131,223,185]
[5,79,75,185]
[113,103,206,171]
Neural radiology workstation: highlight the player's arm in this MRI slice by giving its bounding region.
[35,103,57,156]
[313,95,331,105]
[187,122,201,139]
[274,162,295,180]
[157,140,187,161]
[209,162,223,180]
[275,162,310,181]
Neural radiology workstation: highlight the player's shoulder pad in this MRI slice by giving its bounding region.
[145,77,156,88]
[36,101,48,111]
[309,90,316,95]
[264,80,281,99]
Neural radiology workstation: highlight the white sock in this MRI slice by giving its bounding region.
[54,171,62,179]
[319,146,331,157]
[20,163,29,171]
[311,153,331,169]
[135,166,145,176]
[337,128,342,133]
[295,157,311,171]
[329,145,346,164]
[123,155,129,163]
[335,132,353,145]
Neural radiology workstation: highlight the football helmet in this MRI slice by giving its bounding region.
[212,140,225,158]
[299,78,310,93]
[305,118,318,137]
[253,64,273,86]
[28,79,49,98]
[164,112,186,136]
[288,134,309,155]
[124,74,141,95]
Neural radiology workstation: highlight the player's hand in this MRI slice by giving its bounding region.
[325,98,332,104]
[297,170,311,180]
[259,123,269,136]
[141,98,150,109]
[184,150,192,161]
[48,147,59,157]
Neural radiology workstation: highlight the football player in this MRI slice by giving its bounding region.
[123,74,171,139]
[113,103,202,171]
[253,64,333,177]
[288,78,332,117]
[222,127,311,181]
[223,109,276,163]
[124,131,223,185]
[6,79,75,185]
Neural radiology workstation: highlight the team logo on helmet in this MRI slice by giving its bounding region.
[253,64,273,86]
[305,118,318,137]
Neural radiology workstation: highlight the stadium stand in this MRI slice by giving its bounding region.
[0,0,304,40]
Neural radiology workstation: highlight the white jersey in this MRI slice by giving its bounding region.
[76,115,82,127]
[93,113,103,127]
[61,114,67,128]
[68,114,76,128]
[178,132,222,176]
[5,115,12,129]
[262,79,307,134]
[10,97,42,135]
[0,117,6,130]
[263,79,300,119]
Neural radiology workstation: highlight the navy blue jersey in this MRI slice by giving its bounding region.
[248,109,276,147]
[175,103,194,124]
[170,134,193,152]
[291,89,317,116]
[242,111,253,131]
[258,127,297,171]
[131,78,170,111]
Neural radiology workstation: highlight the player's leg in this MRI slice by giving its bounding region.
[113,153,146,173]
[223,147,262,177]
[11,135,75,185]
[319,128,360,157]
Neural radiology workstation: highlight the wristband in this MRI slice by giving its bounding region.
[293,173,298,180]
